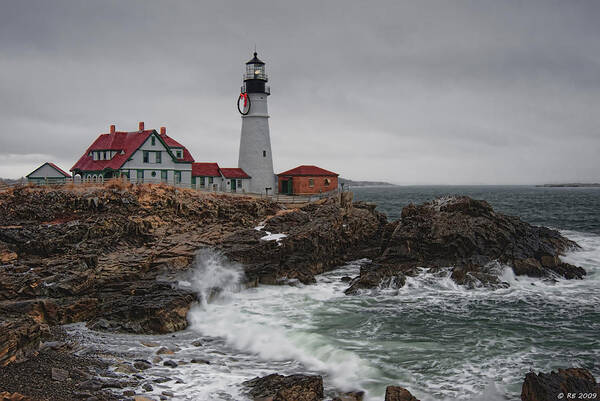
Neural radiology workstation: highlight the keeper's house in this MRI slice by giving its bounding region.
[70,122,250,192]
[277,165,338,195]
[26,162,71,185]
[71,122,194,185]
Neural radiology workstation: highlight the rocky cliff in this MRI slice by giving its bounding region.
[0,184,385,368]
[345,196,584,294]
[0,184,590,400]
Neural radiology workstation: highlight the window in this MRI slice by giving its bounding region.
[324,178,331,186]
[155,152,161,163]
[161,170,167,182]
[309,178,314,187]
[237,179,242,188]
[143,151,149,163]
[176,150,182,159]
[200,177,205,188]
[174,171,181,184]
[263,150,267,157]
[191,177,196,186]
[151,171,156,177]
[103,151,107,160]
[151,136,156,146]
[208,177,213,184]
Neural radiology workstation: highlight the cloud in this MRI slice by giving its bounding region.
[0,0,599,184]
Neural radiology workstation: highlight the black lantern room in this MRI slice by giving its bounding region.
[243,52,270,95]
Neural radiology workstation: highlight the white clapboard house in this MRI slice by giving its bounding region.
[70,122,250,192]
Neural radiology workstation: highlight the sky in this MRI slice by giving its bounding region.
[1,0,599,184]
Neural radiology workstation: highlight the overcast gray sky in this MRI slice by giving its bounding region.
[1,0,599,184]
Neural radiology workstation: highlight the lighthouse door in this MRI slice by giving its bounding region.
[231,180,237,192]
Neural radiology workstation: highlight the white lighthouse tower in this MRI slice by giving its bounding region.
[237,52,276,195]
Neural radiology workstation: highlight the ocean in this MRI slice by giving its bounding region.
[67,186,600,401]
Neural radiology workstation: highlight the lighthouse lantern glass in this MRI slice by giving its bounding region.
[245,63,266,80]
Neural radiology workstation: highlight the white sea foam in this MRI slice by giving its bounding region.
[260,231,287,243]
[69,230,600,401]
[187,254,379,398]
[183,232,600,401]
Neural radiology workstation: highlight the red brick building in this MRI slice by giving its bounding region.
[277,165,339,195]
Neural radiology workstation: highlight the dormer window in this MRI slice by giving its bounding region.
[151,136,156,146]
[176,150,182,159]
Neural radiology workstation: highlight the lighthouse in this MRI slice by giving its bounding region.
[237,52,276,195]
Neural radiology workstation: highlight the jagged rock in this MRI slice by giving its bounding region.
[221,198,388,285]
[0,392,33,401]
[190,358,210,364]
[345,263,406,295]
[0,185,288,366]
[346,196,585,293]
[332,390,364,401]
[243,373,324,401]
[51,367,69,381]
[521,368,599,401]
[163,360,177,368]
[156,346,176,355]
[133,360,152,371]
[114,363,137,374]
[384,386,419,401]
[450,262,509,289]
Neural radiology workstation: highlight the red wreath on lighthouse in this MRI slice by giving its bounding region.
[237,92,251,115]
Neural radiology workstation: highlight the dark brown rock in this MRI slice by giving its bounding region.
[385,386,419,401]
[332,390,364,401]
[163,360,177,368]
[521,368,598,401]
[51,367,69,381]
[243,373,324,401]
[345,263,407,295]
[133,360,152,371]
[221,197,388,286]
[0,185,281,367]
[347,196,585,292]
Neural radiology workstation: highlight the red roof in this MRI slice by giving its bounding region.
[160,134,195,162]
[220,168,250,179]
[72,131,152,172]
[192,162,221,177]
[277,165,338,177]
[71,129,194,172]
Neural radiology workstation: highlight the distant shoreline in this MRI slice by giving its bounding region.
[339,177,396,187]
[536,183,600,188]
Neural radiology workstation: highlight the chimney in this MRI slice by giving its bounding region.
[110,124,115,134]
[160,126,166,136]
[138,121,144,131]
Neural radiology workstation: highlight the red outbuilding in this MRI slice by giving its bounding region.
[277,165,339,195]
